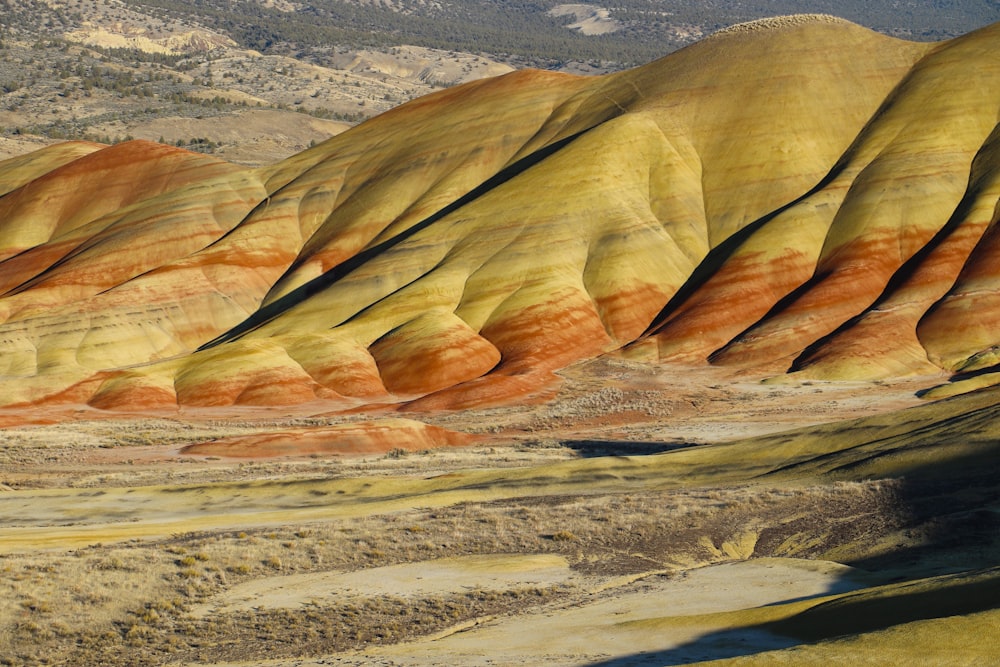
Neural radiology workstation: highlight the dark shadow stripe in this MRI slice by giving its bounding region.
[198,131,586,351]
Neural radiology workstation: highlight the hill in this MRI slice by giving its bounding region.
[0,16,998,410]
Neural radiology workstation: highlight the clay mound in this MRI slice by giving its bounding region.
[178,418,477,458]
[0,141,103,197]
[0,16,999,409]
[703,23,1000,371]
[646,21,1000,374]
[0,140,246,261]
[791,123,1000,380]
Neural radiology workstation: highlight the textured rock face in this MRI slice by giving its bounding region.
[0,16,998,410]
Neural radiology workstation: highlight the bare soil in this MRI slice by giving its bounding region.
[0,358,965,666]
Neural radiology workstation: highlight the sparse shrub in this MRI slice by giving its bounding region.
[550,530,578,542]
[97,557,126,570]
[20,598,51,613]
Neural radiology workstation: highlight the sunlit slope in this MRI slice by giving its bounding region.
[646,20,1000,373]
[0,141,103,199]
[94,16,924,410]
[4,16,1000,408]
[0,141,269,406]
[792,124,1000,380]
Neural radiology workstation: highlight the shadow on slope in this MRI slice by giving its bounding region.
[584,388,1000,665]
[198,131,585,351]
[561,439,700,458]
[584,568,1000,666]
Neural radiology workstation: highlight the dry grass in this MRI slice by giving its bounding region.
[0,477,924,666]
[0,364,994,665]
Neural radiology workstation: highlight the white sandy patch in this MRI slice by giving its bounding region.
[548,4,621,35]
[338,558,865,666]
[192,553,573,616]
[191,558,869,667]
[63,26,235,54]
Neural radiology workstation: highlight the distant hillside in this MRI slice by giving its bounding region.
[1,0,997,161]
[119,0,999,69]
[0,0,513,162]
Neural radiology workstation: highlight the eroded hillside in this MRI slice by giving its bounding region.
[0,16,997,412]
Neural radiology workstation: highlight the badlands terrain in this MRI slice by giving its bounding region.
[1,12,1000,667]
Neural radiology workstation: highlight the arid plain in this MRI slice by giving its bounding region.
[1,13,1000,667]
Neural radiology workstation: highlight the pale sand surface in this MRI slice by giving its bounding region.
[191,554,575,616]
[187,558,867,667]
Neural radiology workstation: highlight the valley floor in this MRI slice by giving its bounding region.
[1,359,997,666]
